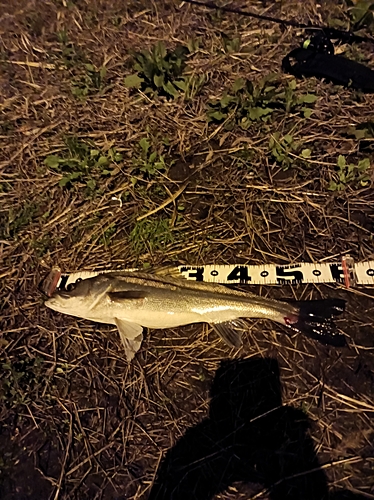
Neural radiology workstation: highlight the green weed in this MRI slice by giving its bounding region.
[99,223,117,247]
[3,203,38,239]
[207,77,275,129]
[347,122,374,153]
[31,235,55,257]
[124,41,203,99]
[171,74,207,101]
[130,217,176,255]
[44,136,122,194]
[276,79,318,117]
[347,121,374,140]
[55,29,85,68]
[110,15,122,27]
[207,76,318,130]
[230,146,256,172]
[269,133,312,171]
[221,33,241,53]
[71,63,107,98]
[0,357,44,407]
[329,155,371,191]
[186,38,200,53]
[348,0,374,31]
[56,28,69,44]
[131,136,173,182]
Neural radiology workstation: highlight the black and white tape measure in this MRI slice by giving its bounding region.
[47,256,374,296]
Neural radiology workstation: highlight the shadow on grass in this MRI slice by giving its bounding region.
[148,357,366,500]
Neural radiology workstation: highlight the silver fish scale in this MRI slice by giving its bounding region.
[97,273,298,322]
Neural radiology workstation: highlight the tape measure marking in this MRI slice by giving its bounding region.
[54,258,374,291]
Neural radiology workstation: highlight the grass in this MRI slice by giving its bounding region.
[130,216,181,256]
[44,135,122,194]
[0,0,374,499]
[206,76,318,130]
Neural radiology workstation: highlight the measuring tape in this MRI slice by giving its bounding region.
[44,256,374,296]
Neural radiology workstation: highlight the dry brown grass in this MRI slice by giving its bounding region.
[1,0,374,499]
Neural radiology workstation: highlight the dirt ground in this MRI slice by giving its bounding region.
[1,0,374,499]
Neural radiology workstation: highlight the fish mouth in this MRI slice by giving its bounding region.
[45,294,68,312]
[54,291,71,300]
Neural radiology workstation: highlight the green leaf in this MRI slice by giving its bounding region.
[163,81,179,98]
[208,110,226,121]
[156,41,167,59]
[174,79,187,91]
[124,74,144,88]
[154,161,165,170]
[301,93,318,104]
[220,94,234,108]
[301,148,311,158]
[85,63,95,72]
[153,73,164,87]
[149,151,157,163]
[337,155,346,169]
[240,117,250,130]
[97,156,109,166]
[358,158,370,171]
[302,107,313,118]
[139,138,150,153]
[248,107,272,121]
[353,129,367,139]
[90,149,100,157]
[232,78,246,93]
[133,61,144,73]
[44,155,62,168]
[264,86,276,93]
[288,79,297,90]
[114,152,123,162]
[100,66,107,79]
[283,134,293,144]
[186,38,199,52]
[59,176,71,187]
[86,179,96,190]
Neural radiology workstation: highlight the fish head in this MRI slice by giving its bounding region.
[45,274,113,316]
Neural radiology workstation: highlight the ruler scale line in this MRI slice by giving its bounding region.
[54,258,374,290]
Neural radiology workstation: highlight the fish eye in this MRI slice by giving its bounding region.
[66,282,77,292]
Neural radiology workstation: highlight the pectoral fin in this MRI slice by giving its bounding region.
[114,318,144,361]
[210,319,247,348]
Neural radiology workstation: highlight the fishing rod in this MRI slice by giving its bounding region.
[180,0,374,44]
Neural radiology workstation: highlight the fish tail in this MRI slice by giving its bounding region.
[284,299,347,347]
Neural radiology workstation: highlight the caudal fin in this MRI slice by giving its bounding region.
[286,299,347,347]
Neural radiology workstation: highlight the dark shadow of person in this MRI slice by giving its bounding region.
[148,357,329,500]
[331,493,368,499]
